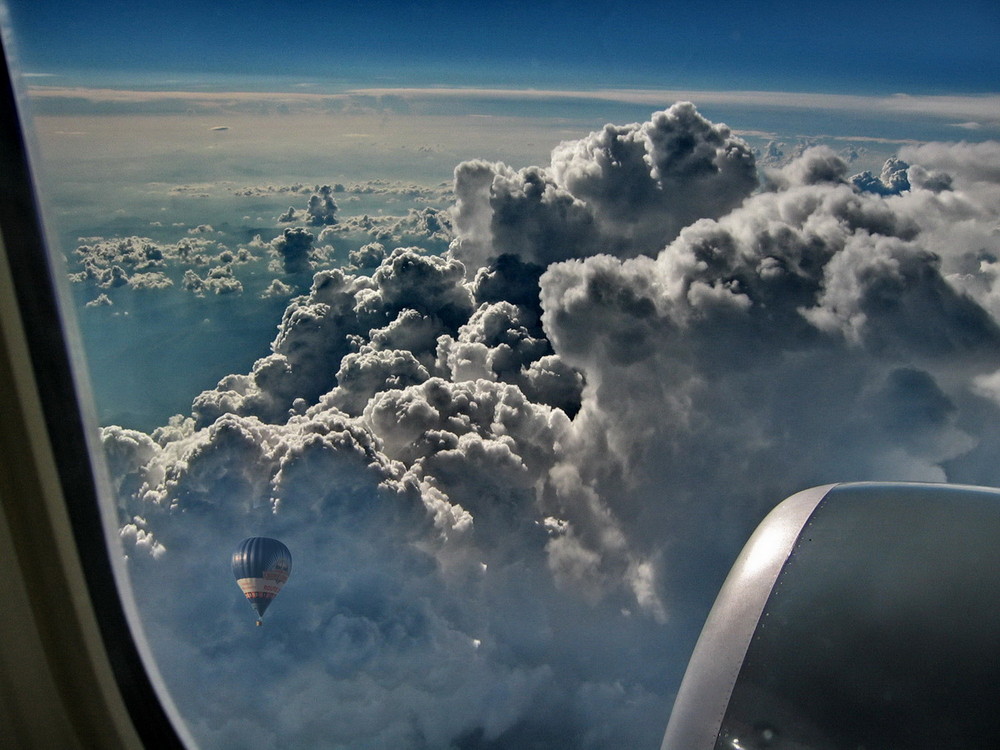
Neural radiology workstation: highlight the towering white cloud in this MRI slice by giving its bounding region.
[191,248,475,426]
[450,102,757,273]
[101,106,1000,748]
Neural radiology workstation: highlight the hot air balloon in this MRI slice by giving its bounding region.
[231,537,292,626]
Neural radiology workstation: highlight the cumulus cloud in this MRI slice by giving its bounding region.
[182,265,243,295]
[851,156,911,195]
[763,144,849,190]
[278,184,339,226]
[236,179,448,203]
[756,139,786,166]
[384,206,453,243]
[73,235,167,273]
[900,140,1000,186]
[260,278,296,298]
[269,226,318,274]
[348,241,386,269]
[190,248,475,426]
[101,107,1000,749]
[68,235,259,297]
[324,206,454,250]
[536,139,1000,569]
[128,271,174,290]
[86,292,113,307]
[449,102,757,274]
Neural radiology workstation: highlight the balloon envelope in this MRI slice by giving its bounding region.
[231,537,292,620]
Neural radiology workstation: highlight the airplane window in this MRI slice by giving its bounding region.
[2,1,999,747]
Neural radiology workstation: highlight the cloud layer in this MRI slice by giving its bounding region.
[101,104,1000,748]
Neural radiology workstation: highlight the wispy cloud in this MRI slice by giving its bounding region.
[25,84,1000,126]
[351,87,1000,124]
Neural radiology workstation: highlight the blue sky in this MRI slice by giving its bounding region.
[7,0,1000,94]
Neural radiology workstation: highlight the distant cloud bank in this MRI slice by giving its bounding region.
[27,83,1000,129]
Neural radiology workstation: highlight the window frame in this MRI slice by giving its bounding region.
[0,32,189,749]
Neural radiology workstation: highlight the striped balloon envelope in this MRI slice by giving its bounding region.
[231,537,292,625]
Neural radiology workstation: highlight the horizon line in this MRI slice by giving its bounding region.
[22,83,1000,127]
